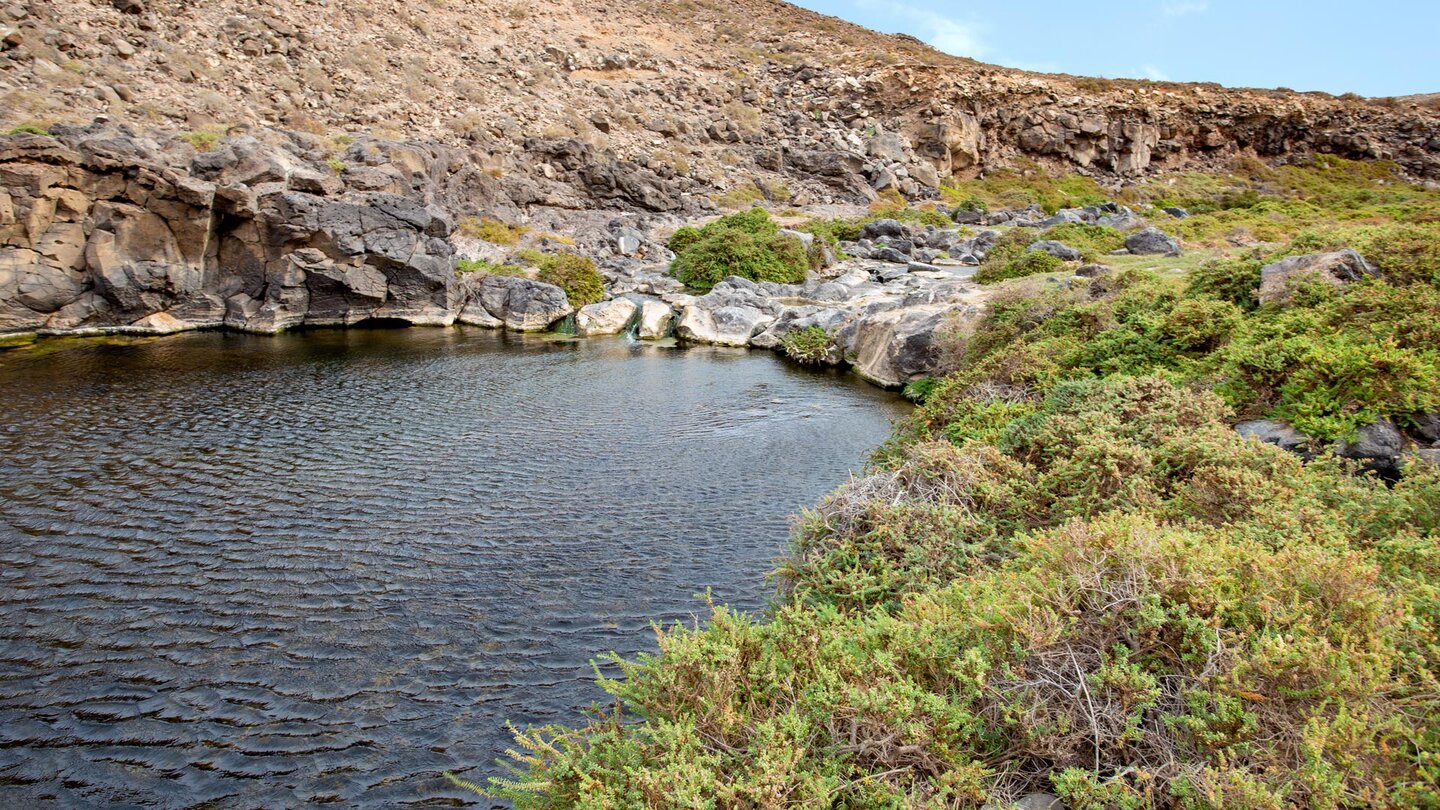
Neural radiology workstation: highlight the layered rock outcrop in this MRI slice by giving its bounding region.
[0,126,469,334]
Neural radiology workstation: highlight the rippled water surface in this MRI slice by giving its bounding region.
[0,328,906,807]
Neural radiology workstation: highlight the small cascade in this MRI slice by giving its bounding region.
[554,313,577,336]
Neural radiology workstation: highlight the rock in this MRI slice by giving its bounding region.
[129,310,189,333]
[1076,263,1111,277]
[873,247,910,264]
[1096,209,1147,231]
[456,299,503,328]
[1410,448,1440,468]
[674,304,773,346]
[1124,227,1181,256]
[574,297,638,336]
[636,298,674,339]
[614,229,643,256]
[1028,240,1083,261]
[1163,206,1190,218]
[1236,419,1315,458]
[809,281,851,303]
[983,794,1067,810]
[837,304,968,388]
[1338,419,1405,478]
[1412,413,1440,445]
[471,275,572,332]
[779,228,835,269]
[1257,250,1378,306]
[860,219,906,239]
[111,0,144,13]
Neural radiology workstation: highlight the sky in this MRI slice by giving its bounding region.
[787,0,1439,97]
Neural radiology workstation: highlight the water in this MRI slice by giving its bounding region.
[0,328,906,807]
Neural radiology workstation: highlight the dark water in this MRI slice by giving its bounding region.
[0,328,906,808]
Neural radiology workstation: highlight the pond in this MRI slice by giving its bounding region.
[0,328,907,807]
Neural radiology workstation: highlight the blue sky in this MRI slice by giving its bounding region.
[788,1,1438,97]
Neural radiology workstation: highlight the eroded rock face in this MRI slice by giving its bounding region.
[575,297,638,336]
[464,275,572,332]
[1258,249,1378,306]
[1,126,457,335]
[675,303,774,347]
[837,304,972,388]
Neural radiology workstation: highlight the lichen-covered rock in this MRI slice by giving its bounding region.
[1257,249,1378,306]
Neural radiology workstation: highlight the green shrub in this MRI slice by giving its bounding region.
[512,248,546,267]
[1348,222,1440,286]
[778,325,835,366]
[1161,297,1243,352]
[975,248,1063,284]
[536,252,605,307]
[458,217,528,245]
[6,123,52,137]
[864,204,953,229]
[797,217,860,246]
[180,130,223,152]
[1186,256,1263,310]
[669,208,809,291]
[666,226,702,254]
[975,228,1039,273]
[951,194,988,213]
[1040,222,1126,258]
[456,258,526,276]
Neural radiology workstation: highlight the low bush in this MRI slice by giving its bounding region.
[536,252,605,307]
[669,208,809,291]
[180,130,223,152]
[778,325,835,366]
[1185,256,1263,310]
[456,258,527,276]
[1040,222,1126,258]
[458,216,528,245]
[975,249,1063,284]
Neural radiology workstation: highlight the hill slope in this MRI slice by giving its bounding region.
[2,0,1437,216]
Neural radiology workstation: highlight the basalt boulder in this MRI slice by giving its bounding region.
[1257,249,1378,306]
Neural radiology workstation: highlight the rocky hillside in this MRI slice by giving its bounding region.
[2,0,1438,219]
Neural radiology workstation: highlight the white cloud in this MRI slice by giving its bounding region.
[923,13,984,57]
[1142,64,1171,81]
[1161,1,1208,15]
[850,0,987,58]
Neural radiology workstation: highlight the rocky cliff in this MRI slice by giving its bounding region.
[1,0,1437,219]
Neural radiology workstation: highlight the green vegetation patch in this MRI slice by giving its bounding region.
[778,325,835,366]
[456,258,527,277]
[458,216,529,246]
[668,208,809,291]
[1040,222,1126,258]
[535,251,605,308]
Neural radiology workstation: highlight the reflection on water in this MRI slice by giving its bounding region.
[0,328,906,807]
